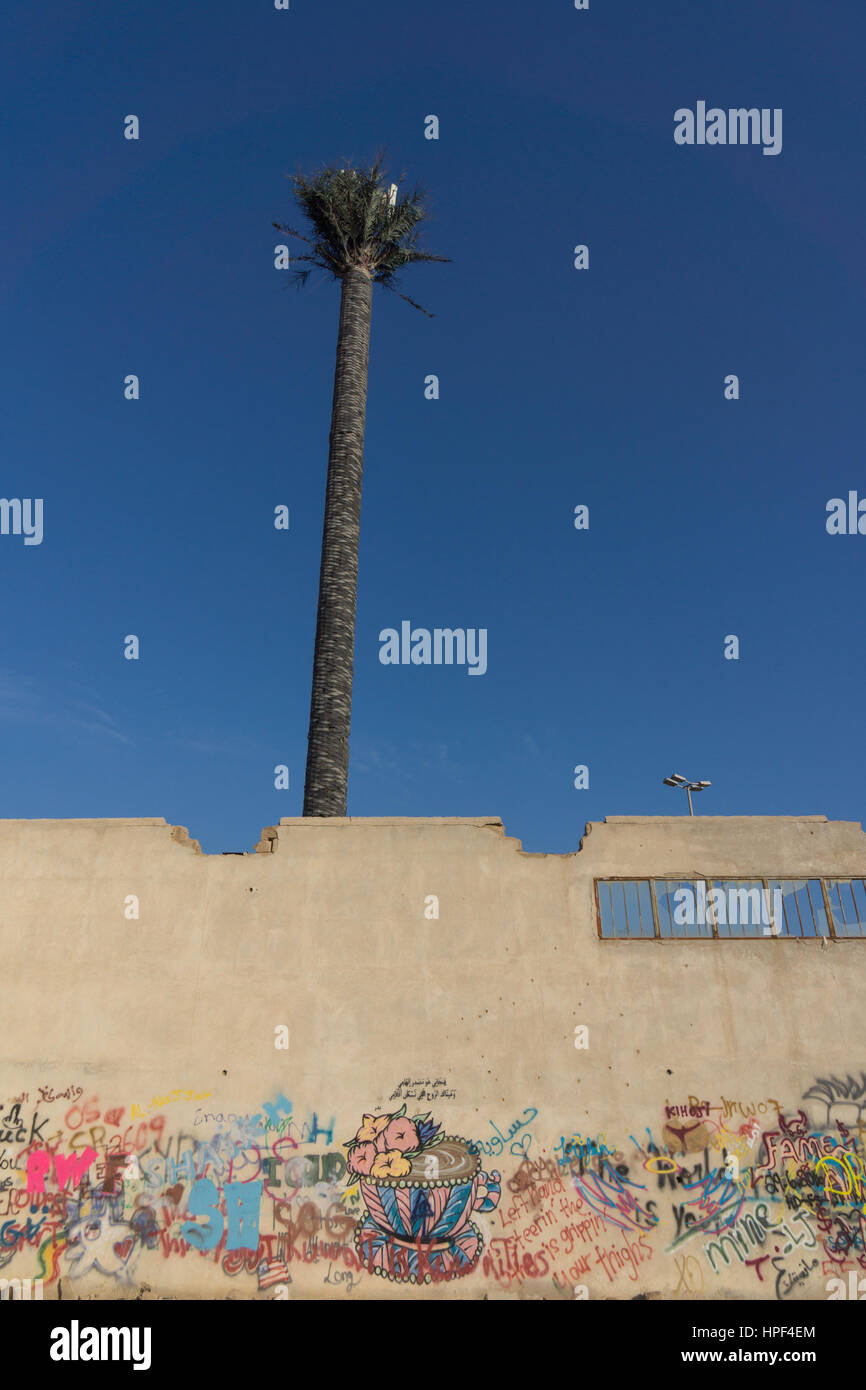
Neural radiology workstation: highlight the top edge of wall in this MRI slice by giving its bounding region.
[274,816,505,828]
[601,815,833,825]
[1,815,861,863]
[0,818,204,855]
[0,818,172,825]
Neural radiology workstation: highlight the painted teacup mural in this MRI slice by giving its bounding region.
[345,1106,501,1283]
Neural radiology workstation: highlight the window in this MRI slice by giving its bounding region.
[595,878,862,940]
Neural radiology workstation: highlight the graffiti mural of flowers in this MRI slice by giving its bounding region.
[345,1106,500,1285]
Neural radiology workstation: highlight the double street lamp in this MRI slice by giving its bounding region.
[663,772,711,816]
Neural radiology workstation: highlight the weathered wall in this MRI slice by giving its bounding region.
[1,813,865,1301]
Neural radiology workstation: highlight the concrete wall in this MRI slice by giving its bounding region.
[1,813,865,1300]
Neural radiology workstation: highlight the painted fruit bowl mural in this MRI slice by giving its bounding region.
[345,1106,501,1283]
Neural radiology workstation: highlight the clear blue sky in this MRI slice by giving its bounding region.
[2,0,864,853]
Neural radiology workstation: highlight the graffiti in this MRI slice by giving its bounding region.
[1,1212,52,1257]
[0,1083,368,1298]
[65,1208,140,1283]
[660,1097,781,1158]
[471,1108,538,1160]
[182,1178,262,1252]
[720,1096,782,1122]
[35,1087,83,1105]
[755,1128,841,1176]
[775,1254,819,1298]
[573,1159,660,1235]
[389,1078,456,1103]
[323,1261,360,1292]
[674,1253,704,1295]
[631,1139,732,1201]
[492,1151,655,1293]
[482,1234,550,1286]
[270,1213,363,1271]
[261,1094,292,1130]
[265,1150,347,1190]
[346,1105,444,1179]
[553,1133,617,1170]
[505,1154,563,1220]
[559,1209,606,1253]
[815,1149,866,1200]
[769,1212,819,1299]
[777,1109,810,1137]
[194,1109,263,1131]
[27,1148,98,1193]
[0,1105,29,1145]
[1,1073,864,1299]
[804,1073,866,1130]
[662,1119,710,1154]
[13,1096,166,1168]
[258,1256,292,1290]
[812,1196,866,1271]
[702,1203,779,1274]
[665,1098,711,1119]
[130,1089,211,1120]
[346,1105,500,1283]
[820,1205,866,1256]
[676,1166,747,1238]
[500,1159,564,1268]
[593,1232,654,1283]
[0,1104,51,1148]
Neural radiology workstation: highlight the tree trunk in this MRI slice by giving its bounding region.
[303,267,373,816]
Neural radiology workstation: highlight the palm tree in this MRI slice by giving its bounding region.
[273,156,448,817]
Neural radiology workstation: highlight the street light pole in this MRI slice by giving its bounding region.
[663,773,711,814]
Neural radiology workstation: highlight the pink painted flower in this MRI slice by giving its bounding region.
[347,1141,377,1175]
[379,1118,419,1154]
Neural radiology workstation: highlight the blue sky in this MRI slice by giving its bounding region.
[1,0,864,853]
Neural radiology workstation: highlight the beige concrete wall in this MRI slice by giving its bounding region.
[1,813,865,1301]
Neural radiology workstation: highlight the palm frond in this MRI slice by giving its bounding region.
[273,156,449,301]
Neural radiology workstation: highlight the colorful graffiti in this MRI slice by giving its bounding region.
[0,1089,368,1295]
[346,1105,501,1282]
[0,1073,863,1298]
